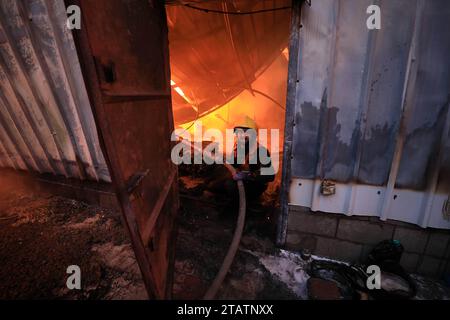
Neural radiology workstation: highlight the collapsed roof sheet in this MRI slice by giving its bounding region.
[166,0,291,125]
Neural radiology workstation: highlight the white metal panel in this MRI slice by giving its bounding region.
[0,0,110,182]
[290,178,450,229]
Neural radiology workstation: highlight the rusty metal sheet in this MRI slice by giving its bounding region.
[80,0,169,97]
[71,0,178,299]
[0,0,110,182]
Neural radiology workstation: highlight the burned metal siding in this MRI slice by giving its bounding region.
[395,1,450,189]
[279,0,450,231]
[291,0,450,191]
[0,0,110,182]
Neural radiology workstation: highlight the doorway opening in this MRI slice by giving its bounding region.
[166,1,292,299]
[167,0,291,231]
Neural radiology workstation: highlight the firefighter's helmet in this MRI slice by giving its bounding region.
[233,115,258,132]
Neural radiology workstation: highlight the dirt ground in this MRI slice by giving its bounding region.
[0,170,295,300]
[0,170,449,300]
[173,174,297,300]
[0,189,146,300]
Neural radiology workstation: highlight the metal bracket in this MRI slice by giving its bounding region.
[141,170,177,246]
[93,56,116,84]
[126,169,150,195]
[320,180,336,196]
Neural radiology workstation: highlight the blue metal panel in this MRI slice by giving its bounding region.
[357,0,417,185]
[291,0,450,190]
[396,0,450,190]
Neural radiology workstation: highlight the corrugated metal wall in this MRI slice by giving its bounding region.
[0,0,110,182]
[288,0,450,228]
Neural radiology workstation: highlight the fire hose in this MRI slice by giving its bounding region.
[203,163,246,300]
[182,140,247,300]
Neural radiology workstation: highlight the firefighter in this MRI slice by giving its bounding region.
[205,116,275,210]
